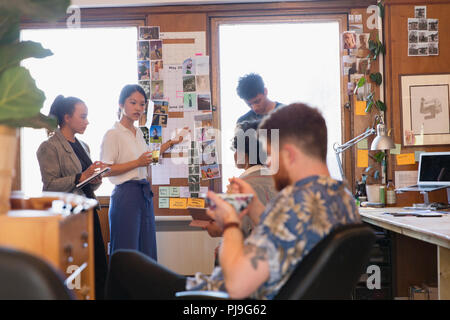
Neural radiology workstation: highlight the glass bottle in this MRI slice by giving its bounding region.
[386,179,397,207]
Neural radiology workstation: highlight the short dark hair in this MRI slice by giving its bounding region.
[232,119,266,166]
[48,95,84,127]
[259,103,327,162]
[118,84,148,119]
[236,73,265,101]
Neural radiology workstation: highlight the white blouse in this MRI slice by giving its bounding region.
[100,122,150,185]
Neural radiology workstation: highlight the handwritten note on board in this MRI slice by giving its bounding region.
[357,150,369,167]
[169,198,187,209]
[396,153,415,165]
[355,100,367,116]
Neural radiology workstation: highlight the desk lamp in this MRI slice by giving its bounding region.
[334,115,395,183]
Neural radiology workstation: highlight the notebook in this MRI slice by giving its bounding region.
[397,152,450,192]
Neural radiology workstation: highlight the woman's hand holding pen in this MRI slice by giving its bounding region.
[80,161,107,184]
[137,151,153,167]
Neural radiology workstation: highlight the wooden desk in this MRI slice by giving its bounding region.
[359,207,450,300]
[0,192,97,300]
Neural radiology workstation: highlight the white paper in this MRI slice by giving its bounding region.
[395,170,418,189]
[151,157,189,185]
[160,32,206,65]
[163,65,184,110]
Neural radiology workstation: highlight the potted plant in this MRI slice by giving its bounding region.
[0,0,70,214]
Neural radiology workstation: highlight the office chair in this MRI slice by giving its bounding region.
[0,247,74,300]
[176,223,376,300]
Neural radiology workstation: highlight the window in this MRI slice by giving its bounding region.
[217,20,343,190]
[20,27,138,196]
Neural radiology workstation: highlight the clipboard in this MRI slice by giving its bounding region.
[76,167,111,189]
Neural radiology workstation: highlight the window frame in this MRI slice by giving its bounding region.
[17,11,146,206]
[209,14,350,192]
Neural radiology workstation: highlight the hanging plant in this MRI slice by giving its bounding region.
[368,36,386,61]
[369,72,383,86]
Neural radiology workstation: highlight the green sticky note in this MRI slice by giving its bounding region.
[415,151,425,162]
[159,187,169,197]
[159,198,169,209]
[169,187,180,197]
[390,143,401,155]
[357,138,368,149]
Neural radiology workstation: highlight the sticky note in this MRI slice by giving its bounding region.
[415,151,425,162]
[355,100,367,116]
[357,138,368,149]
[158,198,169,209]
[159,187,169,197]
[357,150,369,167]
[390,143,401,155]
[187,198,205,208]
[396,153,415,165]
[169,187,180,197]
[169,198,187,209]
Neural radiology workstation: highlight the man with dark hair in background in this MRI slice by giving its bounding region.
[236,73,284,124]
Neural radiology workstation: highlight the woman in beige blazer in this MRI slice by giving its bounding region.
[36,95,108,299]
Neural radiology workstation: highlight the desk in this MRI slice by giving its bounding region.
[0,193,97,300]
[359,207,450,300]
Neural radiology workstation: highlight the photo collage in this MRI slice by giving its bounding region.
[137,26,164,100]
[408,6,439,56]
[342,14,372,101]
[187,113,220,197]
[182,56,211,112]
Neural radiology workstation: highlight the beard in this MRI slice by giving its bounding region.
[272,159,290,191]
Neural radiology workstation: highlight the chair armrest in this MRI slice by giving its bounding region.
[175,290,230,300]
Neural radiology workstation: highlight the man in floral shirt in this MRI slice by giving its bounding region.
[106,103,360,300]
[186,103,360,299]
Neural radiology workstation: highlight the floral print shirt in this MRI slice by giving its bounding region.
[185,175,361,299]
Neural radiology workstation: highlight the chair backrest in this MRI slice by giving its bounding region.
[0,247,74,300]
[275,223,375,300]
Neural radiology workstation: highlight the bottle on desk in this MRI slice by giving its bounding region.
[386,179,397,207]
[379,185,386,207]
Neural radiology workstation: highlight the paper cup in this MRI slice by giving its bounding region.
[366,184,381,202]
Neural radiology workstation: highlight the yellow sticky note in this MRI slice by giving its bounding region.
[355,100,367,116]
[169,198,187,209]
[187,198,205,208]
[396,153,415,165]
[357,150,369,167]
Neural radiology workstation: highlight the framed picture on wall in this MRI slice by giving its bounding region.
[400,73,450,146]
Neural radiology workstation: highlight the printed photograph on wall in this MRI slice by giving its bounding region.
[401,74,450,146]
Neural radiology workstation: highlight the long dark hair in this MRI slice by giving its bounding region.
[48,95,84,127]
[117,84,148,119]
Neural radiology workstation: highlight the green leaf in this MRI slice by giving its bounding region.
[0,41,53,74]
[366,100,374,113]
[0,66,45,122]
[377,2,385,19]
[374,170,380,180]
[0,11,20,45]
[0,0,71,20]
[376,100,386,111]
[370,72,383,86]
[374,151,385,163]
[0,112,57,130]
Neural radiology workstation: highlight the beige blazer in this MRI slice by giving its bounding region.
[36,129,100,196]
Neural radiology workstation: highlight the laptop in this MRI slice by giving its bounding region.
[397,152,450,192]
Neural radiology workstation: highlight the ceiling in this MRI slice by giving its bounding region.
[71,0,306,8]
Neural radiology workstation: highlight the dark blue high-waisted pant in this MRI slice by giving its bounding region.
[109,179,157,260]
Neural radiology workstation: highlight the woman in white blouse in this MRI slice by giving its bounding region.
[100,84,184,259]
